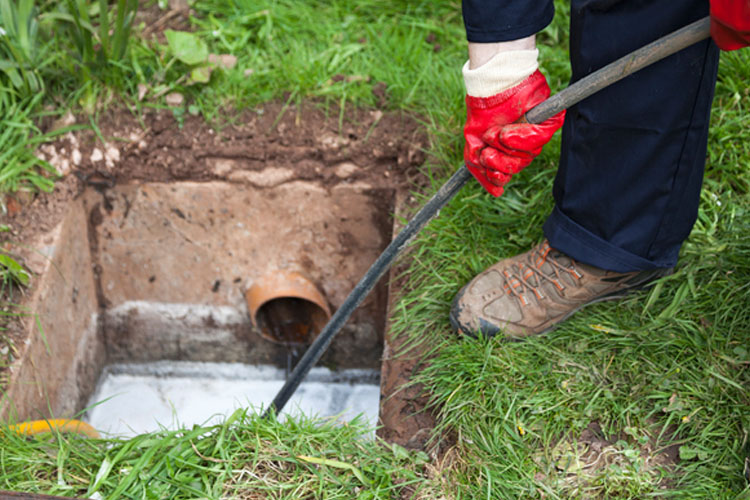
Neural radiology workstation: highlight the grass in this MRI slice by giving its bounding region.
[0,409,433,498]
[390,34,750,500]
[0,0,748,498]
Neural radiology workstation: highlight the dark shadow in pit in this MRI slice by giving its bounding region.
[256,297,329,345]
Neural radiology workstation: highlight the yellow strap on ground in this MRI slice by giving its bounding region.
[8,419,101,438]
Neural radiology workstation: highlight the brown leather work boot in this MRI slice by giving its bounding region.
[450,240,671,339]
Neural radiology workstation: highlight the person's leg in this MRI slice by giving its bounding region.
[544,0,720,272]
[451,0,720,338]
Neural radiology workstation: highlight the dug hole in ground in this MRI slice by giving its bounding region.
[0,101,438,449]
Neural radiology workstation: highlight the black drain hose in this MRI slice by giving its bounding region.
[263,16,710,419]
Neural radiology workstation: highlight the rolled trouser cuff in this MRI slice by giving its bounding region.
[543,206,678,272]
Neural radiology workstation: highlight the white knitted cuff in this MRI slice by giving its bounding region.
[463,49,539,98]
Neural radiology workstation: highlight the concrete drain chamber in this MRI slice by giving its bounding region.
[1,180,396,437]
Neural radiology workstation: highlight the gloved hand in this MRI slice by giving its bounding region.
[710,0,750,50]
[463,50,565,197]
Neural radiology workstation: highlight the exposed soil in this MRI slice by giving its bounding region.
[378,335,437,450]
[77,103,425,186]
[376,212,449,455]
[137,2,192,43]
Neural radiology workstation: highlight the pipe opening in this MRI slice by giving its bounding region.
[246,270,332,346]
[255,297,329,345]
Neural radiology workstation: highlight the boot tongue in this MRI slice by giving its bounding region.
[533,250,578,288]
[514,245,579,291]
[548,250,572,268]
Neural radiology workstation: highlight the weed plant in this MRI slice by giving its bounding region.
[46,0,139,109]
[0,0,48,94]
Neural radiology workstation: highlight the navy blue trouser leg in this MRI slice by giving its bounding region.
[543,0,720,272]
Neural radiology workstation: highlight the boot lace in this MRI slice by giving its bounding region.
[502,242,583,306]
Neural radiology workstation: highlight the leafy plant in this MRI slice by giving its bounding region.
[0,93,58,193]
[0,0,48,95]
[0,225,30,300]
[164,29,235,86]
[46,0,138,85]
[0,253,29,288]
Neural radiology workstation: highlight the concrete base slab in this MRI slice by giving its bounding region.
[85,361,380,437]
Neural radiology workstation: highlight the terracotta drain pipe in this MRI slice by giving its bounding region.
[262,17,711,419]
[245,270,331,345]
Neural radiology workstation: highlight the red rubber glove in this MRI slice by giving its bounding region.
[710,0,750,50]
[464,70,565,197]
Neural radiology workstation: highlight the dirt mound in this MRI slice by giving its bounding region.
[72,102,427,187]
